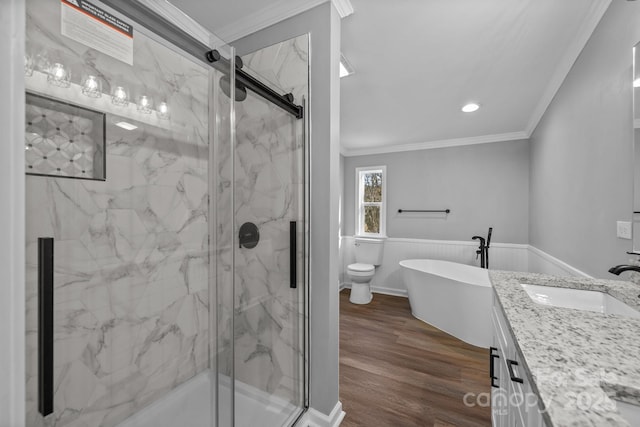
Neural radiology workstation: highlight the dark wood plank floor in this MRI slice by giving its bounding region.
[339,290,491,427]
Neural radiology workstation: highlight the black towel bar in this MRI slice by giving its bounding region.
[397,209,450,214]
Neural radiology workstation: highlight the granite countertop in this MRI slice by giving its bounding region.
[489,270,640,427]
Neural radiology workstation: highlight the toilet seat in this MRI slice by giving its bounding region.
[347,263,375,274]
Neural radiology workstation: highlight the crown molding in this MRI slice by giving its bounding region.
[332,0,354,17]
[215,0,353,42]
[524,0,612,136]
[137,0,214,45]
[340,131,529,157]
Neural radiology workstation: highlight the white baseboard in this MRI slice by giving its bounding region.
[340,283,408,298]
[299,401,345,427]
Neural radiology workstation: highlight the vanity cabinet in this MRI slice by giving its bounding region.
[491,293,546,427]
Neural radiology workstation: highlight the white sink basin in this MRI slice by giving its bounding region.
[520,284,640,319]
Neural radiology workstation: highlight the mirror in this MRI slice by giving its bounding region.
[633,43,640,251]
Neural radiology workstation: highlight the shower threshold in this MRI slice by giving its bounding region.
[117,370,302,427]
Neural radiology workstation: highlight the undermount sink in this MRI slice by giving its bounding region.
[520,284,640,319]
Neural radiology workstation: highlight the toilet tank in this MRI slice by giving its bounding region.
[354,237,385,265]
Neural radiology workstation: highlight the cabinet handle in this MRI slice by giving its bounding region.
[489,347,499,388]
[507,359,524,384]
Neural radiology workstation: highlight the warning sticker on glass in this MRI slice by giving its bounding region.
[61,0,133,65]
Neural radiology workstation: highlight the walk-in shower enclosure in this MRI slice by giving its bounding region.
[23,0,309,426]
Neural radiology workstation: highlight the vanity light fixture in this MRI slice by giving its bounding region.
[81,75,102,98]
[462,103,480,113]
[137,95,153,114]
[340,54,355,78]
[115,121,138,131]
[156,102,170,120]
[111,86,129,106]
[47,63,71,88]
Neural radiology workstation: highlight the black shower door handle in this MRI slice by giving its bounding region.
[38,237,54,416]
[290,221,297,289]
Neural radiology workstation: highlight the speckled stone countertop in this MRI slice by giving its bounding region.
[489,271,640,427]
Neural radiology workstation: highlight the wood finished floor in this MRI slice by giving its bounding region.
[339,290,491,427]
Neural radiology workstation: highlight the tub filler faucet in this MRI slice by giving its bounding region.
[472,227,493,269]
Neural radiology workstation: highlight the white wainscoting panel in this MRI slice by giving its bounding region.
[340,237,529,296]
[527,246,592,278]
[339,237,591,296]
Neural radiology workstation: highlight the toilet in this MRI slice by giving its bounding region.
[347,237,385,304]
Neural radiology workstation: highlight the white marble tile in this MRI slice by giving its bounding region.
[25,0,211,425]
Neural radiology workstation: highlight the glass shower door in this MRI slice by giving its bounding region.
[24,1,232,426]
[230,71,307,426]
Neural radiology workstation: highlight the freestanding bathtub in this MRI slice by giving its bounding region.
[399,259,492,348]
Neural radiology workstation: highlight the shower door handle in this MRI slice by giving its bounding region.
[290,221,297,289]
[38,237,54,416]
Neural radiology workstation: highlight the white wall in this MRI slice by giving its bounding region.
[0,0,25,426]
[530,0,640,278]
[343,139,530,243]
[234,2,342,418]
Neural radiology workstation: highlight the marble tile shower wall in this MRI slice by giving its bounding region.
[25,1,210,426]
[215,36,308,403]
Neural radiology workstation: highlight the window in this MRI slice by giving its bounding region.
[356,166,386,237]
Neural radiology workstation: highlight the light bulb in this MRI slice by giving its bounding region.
[462,103,480,113]
[25,55,34,77]
[137,95,153,114]
[47,63,71,88]
[81,75,102,98]
[111,86,129,106]
[156,102,169,119]
[54,65,65,79]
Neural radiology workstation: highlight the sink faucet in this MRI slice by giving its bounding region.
[608,265,640,275]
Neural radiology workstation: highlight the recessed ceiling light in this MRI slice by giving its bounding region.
[634,78,640,88]
[115,121,138,130]
[462,103,480,113]
[340,54,355,78]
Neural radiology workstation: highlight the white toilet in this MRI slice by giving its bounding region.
[347,237,385,304]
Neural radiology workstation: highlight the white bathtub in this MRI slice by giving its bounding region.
[399,259,492,348]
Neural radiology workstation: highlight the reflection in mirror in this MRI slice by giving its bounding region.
[633,43,640,251]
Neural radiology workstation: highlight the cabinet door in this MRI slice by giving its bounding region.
[524,377,545,427]
[491,304,509,427]
[491,343,507,426]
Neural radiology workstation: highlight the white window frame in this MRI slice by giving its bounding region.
[355,165,387,237]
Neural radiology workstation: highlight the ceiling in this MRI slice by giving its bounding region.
[168,0,611,156]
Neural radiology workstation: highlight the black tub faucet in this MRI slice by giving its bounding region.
[472,235,486,268]
[472,227,493,269]
[608,265,640,275]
